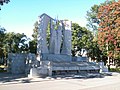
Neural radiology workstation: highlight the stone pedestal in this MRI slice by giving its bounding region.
[98,62,108,72]
[28,68,38,78]
[41,54,72,61]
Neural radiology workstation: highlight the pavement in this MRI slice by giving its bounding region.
[0,72,120,90]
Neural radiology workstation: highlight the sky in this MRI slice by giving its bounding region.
[0,0,106,39]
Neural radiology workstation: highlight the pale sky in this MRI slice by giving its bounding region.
[0,0,106,39]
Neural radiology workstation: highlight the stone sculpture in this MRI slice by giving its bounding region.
[37,13,72,61]
[37,14,50,54]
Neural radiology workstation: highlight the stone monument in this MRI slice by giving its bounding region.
[27,13,100,77]
[37,13,72,62]
[7,13,100,77]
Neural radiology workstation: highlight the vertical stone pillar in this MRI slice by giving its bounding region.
[37,15,50,55]
[49,20,57,54]
[56,23,62,54]
[49,21,62,54]
[61,20,72,55]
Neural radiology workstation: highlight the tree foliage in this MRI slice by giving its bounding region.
[29,40,37,54]
[0,27,6,47]
[86,0,116,36]
[86,4,100,36]
[0,27,6,64]
[0,0,10,10]
[0,26,30,64]
[97,0,120,60]
[29,21,39,54]
[4,32,29,53]
[32,21,39,41]
[72,23,94,56]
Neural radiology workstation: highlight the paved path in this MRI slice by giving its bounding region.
[0,72,120,90]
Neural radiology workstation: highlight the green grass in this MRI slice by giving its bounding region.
[0,69,7,72]
[110,67,120,72]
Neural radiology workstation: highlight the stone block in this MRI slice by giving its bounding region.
[41,53,72,61]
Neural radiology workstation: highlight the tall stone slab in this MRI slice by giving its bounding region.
[61,20,72,55]
[49,21,57,54]
[37,14,50,55]
[56,23,62,54]
[49,21,62,54]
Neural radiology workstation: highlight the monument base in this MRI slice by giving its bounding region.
[41,53,72,62]
[29,60,100,77]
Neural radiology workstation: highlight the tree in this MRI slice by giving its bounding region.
[0,0,10,10]
[97,0,120,66]
[86,4,100,36]
[86,0,115,36]
[29,40,37,54]
[29,21,39,54]
[0,27,6,64]
[0,27,6,48]
[72,23,94,56]
[72,23,107,62]
[0,27,29,64]
[4,32,29,53]
[32,21,39,41]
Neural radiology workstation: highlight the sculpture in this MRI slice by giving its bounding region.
[37,13,72,61]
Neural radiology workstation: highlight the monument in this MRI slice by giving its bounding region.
[28,13,100,77]
[37,13,72,61]
[7,13,100,77]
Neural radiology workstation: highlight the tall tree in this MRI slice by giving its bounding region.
[0,27,6,48]
[86,0,115,36]
[86,4,100,36]
[4,32,29,53]
[32,21,39,41]
[72,23,94,56]
[29,21,39,54]
[0,27,6,64]
[97,0,120,66]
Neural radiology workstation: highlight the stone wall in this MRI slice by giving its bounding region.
[8,53,36,74]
